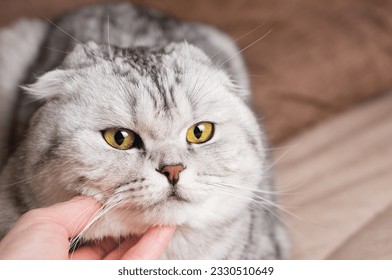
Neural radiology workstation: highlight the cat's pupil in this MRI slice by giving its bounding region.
[114,131,127,145]
[194,125,205,139]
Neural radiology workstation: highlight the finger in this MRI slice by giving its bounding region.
[104,235,141,260]
[32,196,102,238]
[120,226,176,260]
[71,237,121,260]
[0,196,101,259]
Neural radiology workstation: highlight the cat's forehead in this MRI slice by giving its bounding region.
[101,60,225,122]
[57,42,239,136]
[61,41,232,108]
[79,45,230,107]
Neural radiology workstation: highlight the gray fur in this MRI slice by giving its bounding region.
[0,3,287,259]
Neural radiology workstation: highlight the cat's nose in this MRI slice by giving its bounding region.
[159,164,184,186]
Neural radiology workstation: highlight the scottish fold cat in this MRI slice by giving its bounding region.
[0,3,287,259]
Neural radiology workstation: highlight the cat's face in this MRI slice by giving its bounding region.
[25,42,266,238]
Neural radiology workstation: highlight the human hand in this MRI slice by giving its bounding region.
[0,196,175,260]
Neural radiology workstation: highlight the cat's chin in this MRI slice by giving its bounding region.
[82,198,197,240]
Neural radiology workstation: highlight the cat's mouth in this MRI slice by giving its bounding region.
[75,181,192,213]
[167,188,189,203]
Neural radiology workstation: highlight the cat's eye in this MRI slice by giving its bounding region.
[103,128,135,150]
[186,122,214,144]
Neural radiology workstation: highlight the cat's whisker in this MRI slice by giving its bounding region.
[205,181,305,223]
[68,203,105,257]
[250,193,304,220]
[188,69,210,102]
[189,55,232,103]
[43,16,100,57]
[223,175,304,195]
[106,13,113,62]
[69,203,105,235]
[69,202,117,256]
[203,182,272,205]
[42,46,71,55]
[265,144,300,152]
[211,185,297,235]
[273,174,309,195]
[249,201,306,239]
[210,22,269,62]
[202,184,290,225]
[0,172,42,189]
[218,29,273,69]
[204,179,294,196]
[262,143,300,175]
[190,183,309,240]
[210,186,307,238]
[67,202,101,239]
[248,73,268,79]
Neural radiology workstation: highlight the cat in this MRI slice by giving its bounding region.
[0,2,288,259]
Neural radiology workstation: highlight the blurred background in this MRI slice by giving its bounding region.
[1,0,392,259]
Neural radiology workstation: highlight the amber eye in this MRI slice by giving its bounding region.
[103,128,135,150]
[186,122,214,144]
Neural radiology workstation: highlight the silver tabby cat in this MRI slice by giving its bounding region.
[0,3,287,259]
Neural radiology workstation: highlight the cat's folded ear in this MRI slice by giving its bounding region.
[21,69,70,100]
[22,42,105,100]
[165,42,250,102]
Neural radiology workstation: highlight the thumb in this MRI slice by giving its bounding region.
[121,226,176,260]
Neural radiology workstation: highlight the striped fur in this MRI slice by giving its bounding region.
[0,3,287,259]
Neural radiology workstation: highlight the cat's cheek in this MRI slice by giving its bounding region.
[173,169,206,201]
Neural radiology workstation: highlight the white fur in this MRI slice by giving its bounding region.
[20,42,270,258]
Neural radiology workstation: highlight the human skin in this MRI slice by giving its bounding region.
[0,196,175,260]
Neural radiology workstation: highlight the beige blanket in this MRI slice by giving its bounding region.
[275,91,392,259]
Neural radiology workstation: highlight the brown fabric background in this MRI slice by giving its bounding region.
[1,0,392,144]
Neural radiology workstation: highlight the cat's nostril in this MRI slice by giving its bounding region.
[159,164,184,186]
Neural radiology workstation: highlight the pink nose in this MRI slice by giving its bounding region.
[160,164,184,186]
